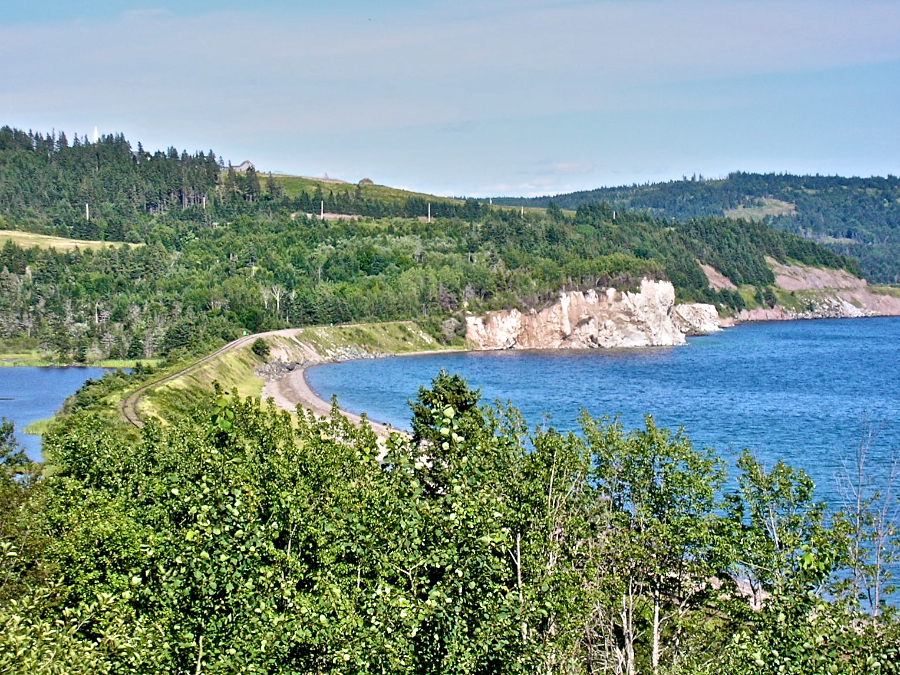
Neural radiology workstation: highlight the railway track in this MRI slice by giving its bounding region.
[120,332,267,429]
[119,321,410,429]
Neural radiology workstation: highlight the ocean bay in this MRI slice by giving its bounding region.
[0,366,110,460]
[3,318,896,500]
[308,317,900,504]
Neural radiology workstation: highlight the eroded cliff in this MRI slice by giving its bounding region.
[466,279,720,350]
[735,259,900,321]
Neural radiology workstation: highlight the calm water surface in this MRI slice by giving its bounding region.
[308,318,900,503]
[0,366,110,460]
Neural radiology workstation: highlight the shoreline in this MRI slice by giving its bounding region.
[264,363,402,437]
[261,346,464,437]
[261,312,900,436]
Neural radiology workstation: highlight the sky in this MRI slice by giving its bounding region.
[2,0,899,197]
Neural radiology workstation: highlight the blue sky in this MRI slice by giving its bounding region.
[2,0,899,196]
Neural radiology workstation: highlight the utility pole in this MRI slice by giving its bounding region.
[85,203,90,221]
[320,201,324,218]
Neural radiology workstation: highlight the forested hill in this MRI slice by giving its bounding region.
[0,125,478,241]
[492,172,900,283]
[2,127,897,672]
[0,125,858,363]
[0,126,221,242]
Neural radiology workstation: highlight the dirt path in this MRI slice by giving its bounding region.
[120,328,299,429]
[121,327,409,437]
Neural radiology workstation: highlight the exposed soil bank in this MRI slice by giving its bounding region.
[737,260,900,321]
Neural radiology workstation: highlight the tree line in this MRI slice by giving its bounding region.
[0,126,221,242]
[0,126,859,363]
[0,203,855,363]
[493,172,900,283]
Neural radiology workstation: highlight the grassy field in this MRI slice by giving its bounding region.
[0,350,160,368]
[268,174,462,207]
[231,171,553,218]
[0,229,139,251]
[0,351,51,366]
[1,336,163,367]
[724,198,796,221]
[267,174,554,217]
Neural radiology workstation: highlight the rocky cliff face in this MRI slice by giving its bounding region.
[467,262,900,351]
[735,259,900,321]
[466,279,720,350]
[672,303,723,336]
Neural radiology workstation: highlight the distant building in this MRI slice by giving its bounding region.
[234,161,255,173]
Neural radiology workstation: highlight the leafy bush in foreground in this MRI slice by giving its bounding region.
[0,375,897,673]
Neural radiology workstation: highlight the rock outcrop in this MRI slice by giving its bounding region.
[466,261,900,351]
[466,279,719,351]
[736,259,900,321]
[672,303,723,336]
[700,258,900,322]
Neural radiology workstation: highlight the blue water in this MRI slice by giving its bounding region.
[0,367,111,460]
[307,318,900,503]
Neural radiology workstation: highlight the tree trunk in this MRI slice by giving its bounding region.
[652,590,660,673]
[622,582,636,675]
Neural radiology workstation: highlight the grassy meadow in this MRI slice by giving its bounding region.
[0,228,139,252]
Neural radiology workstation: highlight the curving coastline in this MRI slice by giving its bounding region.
[264,364,402,437]
[256,325,460,437]
[259,266,900,435]
[259,283,717,435]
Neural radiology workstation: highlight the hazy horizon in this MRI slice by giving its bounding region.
[3,0,898,197]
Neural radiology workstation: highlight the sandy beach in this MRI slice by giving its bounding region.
[263,364,401,437]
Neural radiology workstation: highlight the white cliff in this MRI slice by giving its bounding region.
[466,279,720,351]
[672,303,723,336]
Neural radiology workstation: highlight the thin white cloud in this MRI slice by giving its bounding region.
[2,0,898,136]
[539,162,597,176]
[1,0,898,193]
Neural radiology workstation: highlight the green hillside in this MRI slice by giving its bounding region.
[0,126,857,364]
[268,174,461,207]
[492,172,900,283]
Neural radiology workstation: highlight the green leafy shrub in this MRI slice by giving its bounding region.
[250,338,269,358]
[1,373,897,672]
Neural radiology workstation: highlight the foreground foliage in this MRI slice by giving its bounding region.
[0,373,898,673]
